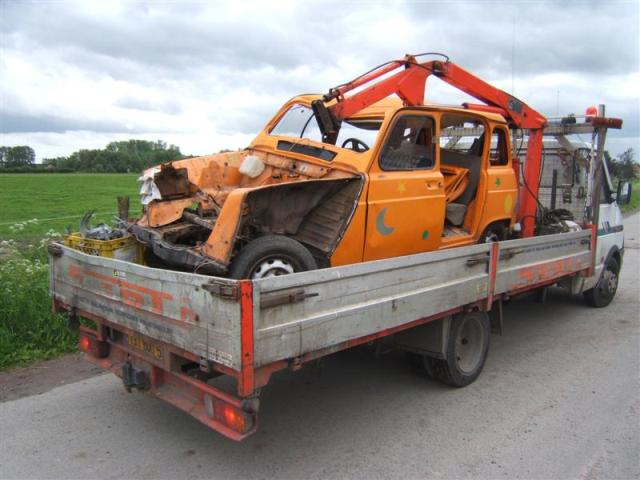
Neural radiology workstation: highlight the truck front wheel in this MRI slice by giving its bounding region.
[424,311,490,387]
[583,256,620,308]
[228,235,317,280]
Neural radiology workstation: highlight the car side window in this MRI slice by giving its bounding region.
[490,128,509,166]
[380,115,435,170]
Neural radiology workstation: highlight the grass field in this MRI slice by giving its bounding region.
[0,173,139,243]
[0,174,139,369]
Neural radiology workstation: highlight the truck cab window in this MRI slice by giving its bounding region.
[380,115,435,170]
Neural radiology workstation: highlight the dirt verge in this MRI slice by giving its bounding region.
[0,353,104,402]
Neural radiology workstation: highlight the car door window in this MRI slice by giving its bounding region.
[490,128,509,166]
[380,115,435,170]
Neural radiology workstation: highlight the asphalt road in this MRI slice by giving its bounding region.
[2,214,639,480]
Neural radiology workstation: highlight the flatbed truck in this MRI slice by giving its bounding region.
[49,118,628,440]
[48,55,630,440]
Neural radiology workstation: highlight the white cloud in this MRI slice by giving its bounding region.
[0,0,638,160]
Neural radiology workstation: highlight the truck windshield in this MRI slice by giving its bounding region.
[270,104,380,155]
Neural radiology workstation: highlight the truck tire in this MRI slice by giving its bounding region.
[424,311,490,387]
[228,235,317,280]
[583,256,619,308]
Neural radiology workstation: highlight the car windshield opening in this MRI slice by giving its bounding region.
[270,103,381,158]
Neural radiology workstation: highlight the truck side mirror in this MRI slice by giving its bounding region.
[616,180,632,205]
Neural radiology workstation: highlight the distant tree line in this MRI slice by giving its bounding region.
[43,140,186,172]
[0,146,36,168]
[0,140,186,173]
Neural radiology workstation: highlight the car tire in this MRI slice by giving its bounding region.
[423,311,491,387]
[478,222,506,243]
[583,256,620,308]
[228,235,317,280]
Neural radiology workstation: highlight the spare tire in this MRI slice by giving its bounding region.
[228,235,317,280]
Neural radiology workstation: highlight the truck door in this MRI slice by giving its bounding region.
[364,113,445,261]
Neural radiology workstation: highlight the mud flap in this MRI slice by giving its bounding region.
[394,316,451,360]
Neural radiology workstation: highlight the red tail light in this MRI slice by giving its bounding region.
[222,404,248,433]
[79,334,109,358]
[79,335,91,352]
[206,397,254,434]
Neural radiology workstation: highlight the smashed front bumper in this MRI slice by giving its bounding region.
[128,223,226,276]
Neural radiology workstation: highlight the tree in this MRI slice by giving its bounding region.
[0,145,35,168]
[614,148,638,180]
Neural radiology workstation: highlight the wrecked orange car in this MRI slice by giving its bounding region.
[129,54,528,278]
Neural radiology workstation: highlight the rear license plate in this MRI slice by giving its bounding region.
[127,334,163,359]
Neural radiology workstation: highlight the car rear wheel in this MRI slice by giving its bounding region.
[228,235,317,280]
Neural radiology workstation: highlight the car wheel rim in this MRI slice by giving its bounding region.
[455,317,484,375]
[251,258,295,279]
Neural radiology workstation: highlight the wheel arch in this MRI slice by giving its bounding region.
[241,176,364,259]
[478,218,511,241]
[607,245,623,269]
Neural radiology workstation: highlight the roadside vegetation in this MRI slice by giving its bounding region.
[621,179,640,214]
[0,236,77,368]
[607,149,639,214]
[0,173,139,369]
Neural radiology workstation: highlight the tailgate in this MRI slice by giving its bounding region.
[49,244,243,371]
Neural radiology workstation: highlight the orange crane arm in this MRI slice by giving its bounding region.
[319,54,547,237]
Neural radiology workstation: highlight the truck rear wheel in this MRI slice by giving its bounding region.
[228,235,317,280]
[583,256,619,308]
[424,311,490,387]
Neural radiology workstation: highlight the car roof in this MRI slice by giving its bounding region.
[293,94,507,123]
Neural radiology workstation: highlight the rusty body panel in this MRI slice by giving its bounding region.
[132,147,362,273]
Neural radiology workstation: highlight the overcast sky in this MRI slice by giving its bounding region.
[1,0,638,161]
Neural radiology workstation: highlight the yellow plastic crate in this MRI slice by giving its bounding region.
[64,233,143,264]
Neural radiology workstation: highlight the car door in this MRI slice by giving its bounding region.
[483,125,518,232]
[363,112,445,261]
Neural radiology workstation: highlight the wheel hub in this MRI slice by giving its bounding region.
[251,258,295,279]
[455,317,485,374]
[601,268,618,295]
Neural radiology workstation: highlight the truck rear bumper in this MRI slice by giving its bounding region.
[79,329,258,441]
